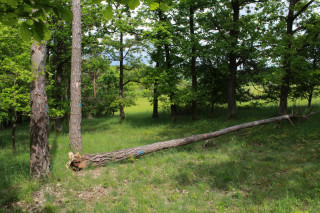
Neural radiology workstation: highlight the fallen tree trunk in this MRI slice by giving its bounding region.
[66,114,314,170]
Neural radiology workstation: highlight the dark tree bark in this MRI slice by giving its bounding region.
[228,0,240,119]
[190,5,197,121]
[278,0,315,114]
[159,10,177,123]
[164,44,176,123]
[30,41,50,179]
[67,114,309,170]
[70,0,82,151]
[152,63,160,118]
[119,31,125,120]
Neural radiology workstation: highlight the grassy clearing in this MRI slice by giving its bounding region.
[1,98,320,212]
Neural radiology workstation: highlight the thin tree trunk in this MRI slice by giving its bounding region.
[228,0,239,119]
[93,71,96,98]
[70,0,82,151]
[55,63,63,132]
[119,31,125,120]
[278,2,294,115]
[152,63,160,118]
[190,5,197,121]
[164,44,176,123]
[307,90,313,108]
[160,11,176,123]
[278,0,314,114]
[211,101,215,114]
[12,111,17,154]
[67,114,308,170]
[308,54,317,108]
[30,41,50,179]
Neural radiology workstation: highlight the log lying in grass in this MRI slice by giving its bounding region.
[66,113,315,170]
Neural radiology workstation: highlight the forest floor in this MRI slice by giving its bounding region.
[1,98,320,212]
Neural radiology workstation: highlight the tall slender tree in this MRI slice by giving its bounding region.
[70,0,82,151]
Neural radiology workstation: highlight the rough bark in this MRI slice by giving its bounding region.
[67,114,308,170]
[119,31,125,120]
[70,0,82,151]
[228,0,240,119]
[30,41,50,179]
[190,5,197,121]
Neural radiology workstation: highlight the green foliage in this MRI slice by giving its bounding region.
[82,58,119,117]
[0,23,31,123]
[0,0,72,41]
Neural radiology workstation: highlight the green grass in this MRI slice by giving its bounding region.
[1,98,320,212]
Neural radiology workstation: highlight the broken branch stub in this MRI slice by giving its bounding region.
[66,114,315,171]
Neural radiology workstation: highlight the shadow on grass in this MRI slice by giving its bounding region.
[0,126,30,210]
[173,113,320,205]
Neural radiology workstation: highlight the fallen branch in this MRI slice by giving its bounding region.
[66,113,315,170]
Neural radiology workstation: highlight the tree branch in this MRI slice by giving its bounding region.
[293,0,315,20]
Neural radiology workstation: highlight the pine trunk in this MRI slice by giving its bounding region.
[67,114,305,170]
[30,41,50,179]
[70,0,82,151]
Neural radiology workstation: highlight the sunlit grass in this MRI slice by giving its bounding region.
[1,97,320,212]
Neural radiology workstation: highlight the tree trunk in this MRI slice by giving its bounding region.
[55,63,63,132]
[278,2,294,115]
[67,114,306,170]
[119,31,125,120]
[93,71,96,98]
[164,45,176,123]
[152,62,160,119]
[30,41,50,179]
[12,111,17,154]
[160,11,176,123]
[308,54,317,108]
[70,0,82,152]
[278,0,314,114]
[228,0,240,119]
[211,101,215,114]
[307,90,313,108]
[190,5,197,121]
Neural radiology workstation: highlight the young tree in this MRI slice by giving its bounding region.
[102,4,144,120]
